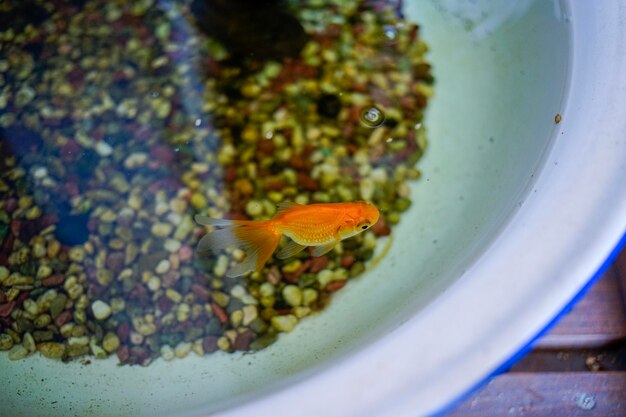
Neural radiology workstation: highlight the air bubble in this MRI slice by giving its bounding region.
[360,105,385,128]
[382,25,398,41]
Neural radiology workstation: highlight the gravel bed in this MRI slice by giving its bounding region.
[0,0,432,365]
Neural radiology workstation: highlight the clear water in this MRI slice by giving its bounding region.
[0,0,570,416]
[0,0,431,364]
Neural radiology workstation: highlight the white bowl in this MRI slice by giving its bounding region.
[2,1,625,416]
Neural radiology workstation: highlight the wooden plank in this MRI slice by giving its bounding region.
[511,345,626,373]
[533,267,626,349]
[445,372,626,417]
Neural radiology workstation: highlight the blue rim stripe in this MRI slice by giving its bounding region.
[431,227,626,417]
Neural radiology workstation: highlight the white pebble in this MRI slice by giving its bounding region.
[161,345,175,361]
[155,202,169,216]
[151,222,173,238]
[95,141,113,157]
[91,300,112,320]
[123,152,148,169]
[242,305,258,326]
[164,239,182,253]
[33,167,48,180]
[166,212,182,226]
[213,255,229,277]
[155,259,171,274]
[174,342,192,358]
[363,232,377,250]
[230,284,246,298]
[147,276,161,292]
[360,178,375,201]
[370,167,388,182]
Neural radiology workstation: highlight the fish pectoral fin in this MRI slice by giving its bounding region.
[276,240,307,260]
[311,241,337,257]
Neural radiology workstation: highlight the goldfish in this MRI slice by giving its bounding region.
[194,201,380,277]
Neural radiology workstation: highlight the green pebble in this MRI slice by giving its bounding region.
[358,249,375,261]
[49,294,67,319]
[249,333,278,350]
[387,211,401,225]
[0,333,14,350]
[282,285,302,307]
[317,269,334,288]
[350,262,366,277]
[66,345,90,358]
[302,288,318,306]
[8,346,30,361]
[245,200,263,217]
[271,315,298,332]
[282,260,302,274]
[34,314,52,329]
[395,198,411,212]
[22,332,36,352]
[37,342,66,359]
[32,330,54,342]
[299,273,317,288]
[102,332,120,353]
[0,266,9,282]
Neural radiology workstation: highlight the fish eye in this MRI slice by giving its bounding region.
[361,224,369,230]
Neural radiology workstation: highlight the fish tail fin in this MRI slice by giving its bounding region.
[195,216,280,277]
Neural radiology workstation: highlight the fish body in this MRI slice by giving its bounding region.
[195,201,380,277]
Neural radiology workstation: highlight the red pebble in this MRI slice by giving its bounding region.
[60,140,81,162]
[325,281,347,292]
[116,345,130,363]
[9,219,21,237]
[117,321,130,343]
[283,260,311,283]
[234,329,254,351]
[3,198,18,213]
[157,296,174,314]
[371,217,391,237]
[42,274,65,287]
[190,283,211,302]
[340,255,356,269]
[211,303,228,323]
[64,182,80,197]
[202,336,219,353]
[309,256,328,273]
[0,301,16,317]
[16,291,30,304]
[178,245,193,262]
[54,310,73,327]
[297,173,319,191]
[224,165,237,182]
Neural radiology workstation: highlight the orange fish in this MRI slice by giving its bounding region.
[195,201,380,277]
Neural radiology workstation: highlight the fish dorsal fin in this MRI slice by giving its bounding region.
[275,201,303,215]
